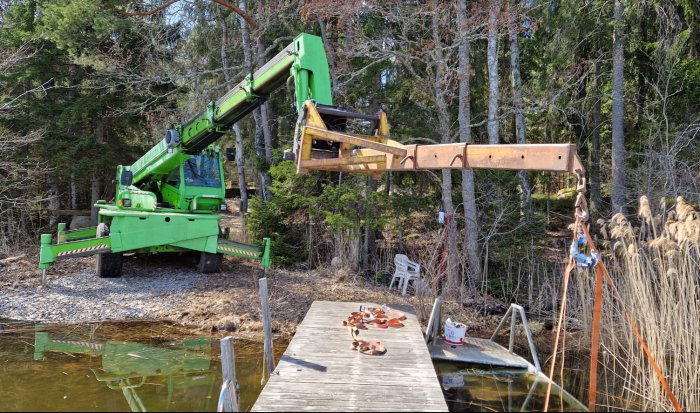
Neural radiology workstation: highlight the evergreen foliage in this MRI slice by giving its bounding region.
[0,0,698,276]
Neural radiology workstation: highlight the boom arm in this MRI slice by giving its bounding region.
[126,33,333,188]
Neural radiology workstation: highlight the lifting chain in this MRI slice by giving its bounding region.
[571,170,600,267]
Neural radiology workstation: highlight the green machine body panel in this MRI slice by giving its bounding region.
[39,33,334,274]
[97,207,220,253]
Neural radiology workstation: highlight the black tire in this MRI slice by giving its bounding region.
[197,251,222,274]
[95,223,123,278]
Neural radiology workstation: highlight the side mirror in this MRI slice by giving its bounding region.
[120,170,133,187]
[225,148,236,162]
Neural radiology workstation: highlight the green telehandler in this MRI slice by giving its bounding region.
[38,33,338,278]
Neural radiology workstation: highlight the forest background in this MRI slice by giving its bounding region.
[0,0,698,410]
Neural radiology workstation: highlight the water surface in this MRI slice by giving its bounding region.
[0,320,282,412]
[434,361,587,412]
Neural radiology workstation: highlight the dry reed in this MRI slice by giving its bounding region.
[571,196,699,411]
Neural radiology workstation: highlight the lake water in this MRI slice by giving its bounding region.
[434,361,587,412]
[0,319,587,412]
[0,319,281,412]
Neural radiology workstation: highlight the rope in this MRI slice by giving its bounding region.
[543,227,576,412]
[435,213,452,283]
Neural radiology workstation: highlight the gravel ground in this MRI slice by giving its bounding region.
[1,257,213,321]
[0,252,460,340]
[0,242,508,341]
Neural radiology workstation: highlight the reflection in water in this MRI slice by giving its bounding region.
[435,362,587,412]
[34,330,216,412]
[0,320,278,412]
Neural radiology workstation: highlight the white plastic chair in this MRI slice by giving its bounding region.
[390,254,421,295]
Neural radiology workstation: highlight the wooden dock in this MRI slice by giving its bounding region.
[251,301,449,412]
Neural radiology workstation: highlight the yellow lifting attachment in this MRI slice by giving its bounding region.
[294,101,585,177]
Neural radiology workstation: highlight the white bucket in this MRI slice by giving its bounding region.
[444,318,467,345]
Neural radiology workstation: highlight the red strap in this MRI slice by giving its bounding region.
[588,261,604,411]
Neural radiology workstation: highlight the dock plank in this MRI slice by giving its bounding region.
[251,301,448,412]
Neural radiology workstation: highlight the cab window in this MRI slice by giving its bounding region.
[183,154,221,188]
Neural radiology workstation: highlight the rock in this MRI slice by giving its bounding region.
[331,257,342,268]
[216,316,238,332]
[69,215,92,230]
[528,321,545,336]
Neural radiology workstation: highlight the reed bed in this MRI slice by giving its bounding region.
[571,196,700,411]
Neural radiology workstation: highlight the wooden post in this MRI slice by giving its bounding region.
[258,277,275,380]
[219,336,240,412]
[508,307,517,352]
[425,295,443,343]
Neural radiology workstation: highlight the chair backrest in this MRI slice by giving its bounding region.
[406,258,420,273]
[394,254,409,272]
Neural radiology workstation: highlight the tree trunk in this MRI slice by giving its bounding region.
[432,3,459,292]
[90,119,106,225]
[53,63,80,225]
[70,173,77,210]
[590,61,602,212]
[219,10,249,213]
[67,62,102,226]
[361,177,377,270]
[611,0,626,214]
[457,0,481,285]
[47,175,61,228]
[318,16,340,92]
[487,0,502,144]
[239,0,270,201]
[508,3,531,216]
[233,124,249,213]
[255,2,273,162]
[219,10,233,88]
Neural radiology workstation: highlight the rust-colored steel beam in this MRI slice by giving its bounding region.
[295,102,584,177]
[300,142,584,175]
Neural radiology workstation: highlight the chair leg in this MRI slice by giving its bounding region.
[402,277,417,296]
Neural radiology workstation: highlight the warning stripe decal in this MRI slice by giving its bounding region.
[217,245,260,258]
[57,244,109,257]
[53,340,104,351]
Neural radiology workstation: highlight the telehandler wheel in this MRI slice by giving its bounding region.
[197,252,223,274]
[95,223,123,278]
